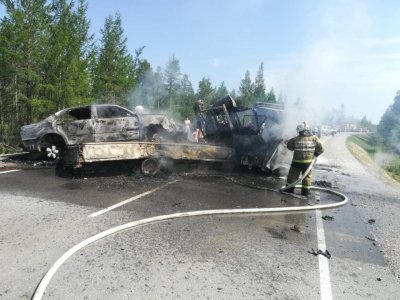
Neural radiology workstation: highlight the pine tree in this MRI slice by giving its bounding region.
[92,13,135,106]
[196,77,214,106]
[266,88,276,103]
[214,81,229,104]
[163,54,181,112]
[238,70,254,107]
[175,74,195,119]
[254,62,266,102]
[153,66,166,111]
[0,0,49,144]
[133,46,150,91]
[43,0,94,111]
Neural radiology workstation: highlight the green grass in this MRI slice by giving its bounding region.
[0,143,21,154]
[347,135,378,156]
[385,157,400,182]
[347,134,400,182]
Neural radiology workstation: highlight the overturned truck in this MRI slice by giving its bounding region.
[200,96,284,172]
[20,98,284,175]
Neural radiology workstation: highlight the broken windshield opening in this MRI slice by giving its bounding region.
[68,107,91,120]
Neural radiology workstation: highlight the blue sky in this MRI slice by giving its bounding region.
[1,0,400,123]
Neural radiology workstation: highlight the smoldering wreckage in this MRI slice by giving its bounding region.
[19,96,285,176]
[19,97,350,300]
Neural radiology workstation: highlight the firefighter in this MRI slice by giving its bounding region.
[285,121,324,197]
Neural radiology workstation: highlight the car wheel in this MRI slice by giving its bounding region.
[40,135,66,160]
[46,145,60,159]
[141,158,160,175]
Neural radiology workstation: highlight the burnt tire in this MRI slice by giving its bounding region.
[40,135,66,160]
[141,158,161,175]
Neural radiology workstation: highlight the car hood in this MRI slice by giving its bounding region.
[20,119,53,140]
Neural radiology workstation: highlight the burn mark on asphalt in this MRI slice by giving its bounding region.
[265,227,287,239]
[314,180,333,188]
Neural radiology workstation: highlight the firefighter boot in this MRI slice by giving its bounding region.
[284,187,295,194]
[301,188,310,197]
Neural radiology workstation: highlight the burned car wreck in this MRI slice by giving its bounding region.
[20,98,284,175]
[20,104,186,156]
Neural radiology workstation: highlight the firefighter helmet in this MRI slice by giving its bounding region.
[296,121,310,133]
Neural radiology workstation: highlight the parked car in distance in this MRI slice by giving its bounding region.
[20,104,185,157]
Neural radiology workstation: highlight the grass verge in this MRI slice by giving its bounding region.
[347,135,400,183]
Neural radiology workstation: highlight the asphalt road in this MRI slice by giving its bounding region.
[1,133,399,299]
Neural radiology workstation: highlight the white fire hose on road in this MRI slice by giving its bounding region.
[31,157,347,300]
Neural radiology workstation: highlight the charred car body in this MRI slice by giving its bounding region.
[20,104,186,155]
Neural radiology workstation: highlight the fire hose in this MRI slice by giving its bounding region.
[31,158,347,300]
[280,156,317,192]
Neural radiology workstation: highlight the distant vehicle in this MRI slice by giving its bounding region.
[20,104,185,157]
[320,125,338,136]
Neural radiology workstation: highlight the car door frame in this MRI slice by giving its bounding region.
[54,106,95,145]
[92,105,141,142]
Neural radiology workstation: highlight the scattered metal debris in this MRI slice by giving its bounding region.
[290,224,301,233]
[308,248,331,259]
[322,215,335,221]
[365,236,376,242]
[33,161,56,167]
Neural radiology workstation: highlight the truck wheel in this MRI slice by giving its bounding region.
[141,158,160,175]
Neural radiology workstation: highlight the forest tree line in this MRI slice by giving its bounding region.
[1,0,398,158]
[0,0,277,147]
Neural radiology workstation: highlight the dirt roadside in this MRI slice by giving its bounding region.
[0,159,20,170]
[343,136,400,281]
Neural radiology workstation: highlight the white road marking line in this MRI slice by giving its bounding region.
[315,191,333,300]
[0,169,20,174]
[89,180,178,217]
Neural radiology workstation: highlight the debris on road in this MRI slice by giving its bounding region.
[365,236,376,242]
[291,224,301,232]
[308,248,331,259]
[314,180,333,188]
